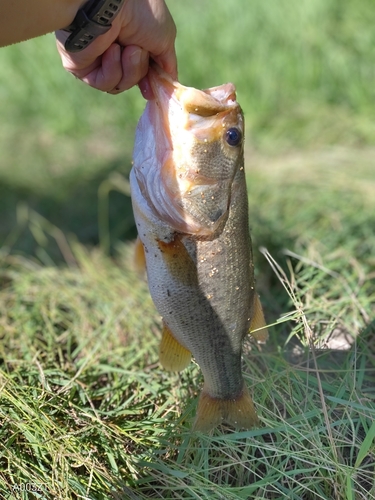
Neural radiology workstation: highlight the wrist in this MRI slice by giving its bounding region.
[63,0,126,53]
[64,0,88,26]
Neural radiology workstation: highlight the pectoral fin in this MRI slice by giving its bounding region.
[193,384,259,433]
[159,321,192,372]
[156,235,198,287]
[134,236,146,274]
[249,294,269,342]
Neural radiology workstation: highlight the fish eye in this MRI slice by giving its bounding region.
[225,127,242,147]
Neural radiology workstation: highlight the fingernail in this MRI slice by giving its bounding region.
[130,47,142,66]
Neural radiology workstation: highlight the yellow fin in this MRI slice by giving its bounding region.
[193,384,259,433]
[159,321,191,372]
[134,236,146,274]
[250,294,269,343]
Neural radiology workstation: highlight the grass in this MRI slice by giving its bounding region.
[1,0,375,255]
[0,0,375,498]
[1,153,374,499]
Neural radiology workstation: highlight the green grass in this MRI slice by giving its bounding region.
[1,153,374,499]
[1,0,375,255]
[0,0,375,498]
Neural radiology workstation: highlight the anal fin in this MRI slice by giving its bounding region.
[159,321,191,372]
[193,384,259,433]
[250,293,269,343]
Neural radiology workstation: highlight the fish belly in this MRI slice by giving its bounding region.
[132,168,254,400]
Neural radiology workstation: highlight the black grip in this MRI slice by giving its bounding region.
[64,0,124,53]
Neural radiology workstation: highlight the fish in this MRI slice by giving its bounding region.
[130,63,268,432]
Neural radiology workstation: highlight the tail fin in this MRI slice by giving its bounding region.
[193,384,259,432]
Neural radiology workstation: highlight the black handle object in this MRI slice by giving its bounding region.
[63,0,125,53]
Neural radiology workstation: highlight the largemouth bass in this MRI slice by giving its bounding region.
[130,64,268,432]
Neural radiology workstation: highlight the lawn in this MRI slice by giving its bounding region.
[0,0,374,499]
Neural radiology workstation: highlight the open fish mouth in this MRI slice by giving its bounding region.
[133,63,245,237]
[147,62,241,145]
[148,61,238,108]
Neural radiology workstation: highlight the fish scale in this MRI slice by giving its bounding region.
[130,63,268,432]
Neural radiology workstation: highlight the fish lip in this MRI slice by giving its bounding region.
[147,62,178,108]
[146,63,242,154]
[136,64,244,236]
[147,62,238,118]
[146,64,179,152]
[148,61,176,88]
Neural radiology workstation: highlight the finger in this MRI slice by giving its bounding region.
[56,31,124,91]
[80,43,123,91]
[153,46,178,81]
[55,30,100,77]
[107,45,149,94]
[138,75,154,100]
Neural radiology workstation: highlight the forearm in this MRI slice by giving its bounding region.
[1,0,177,96]
[0,0,86,47]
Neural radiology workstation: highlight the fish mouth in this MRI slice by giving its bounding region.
[147,62,243,167]
[148,62,239,122]
[136,63,244,236]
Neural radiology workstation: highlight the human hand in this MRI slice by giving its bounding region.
[55,0,177,98]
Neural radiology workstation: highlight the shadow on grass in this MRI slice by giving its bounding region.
[0,157,137,262]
